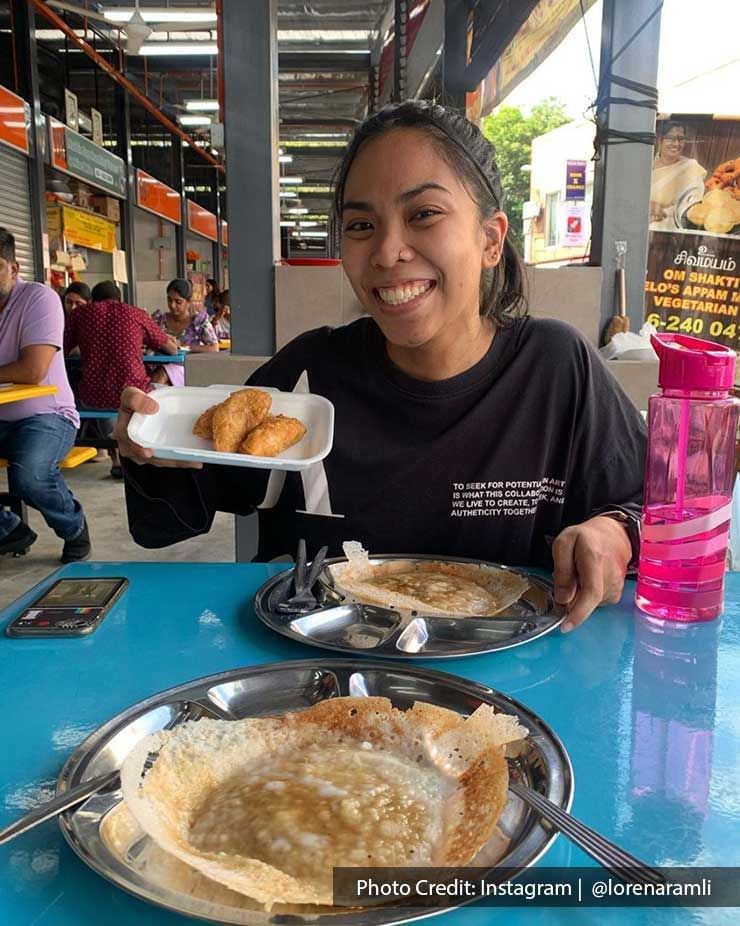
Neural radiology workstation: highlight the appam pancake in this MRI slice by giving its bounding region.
[331,543,530,617]
[120,696,527,909]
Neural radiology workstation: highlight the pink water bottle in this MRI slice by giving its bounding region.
[635,333,739,622]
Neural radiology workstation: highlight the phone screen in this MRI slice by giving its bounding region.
[35,578,123,608]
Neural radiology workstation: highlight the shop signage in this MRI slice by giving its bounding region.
[645,114,740,349]
[187,200,218,241]
[136,169,182,225]
[53,204,116,252]
[48,117,126,198]
[0,84,30,155]
[221,220,228,248]
[565,160,586,200]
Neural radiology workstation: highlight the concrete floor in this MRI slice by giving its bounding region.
[0,457,236,610]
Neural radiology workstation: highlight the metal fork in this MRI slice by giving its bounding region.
[509,780,665,886]
[276,542,329,613]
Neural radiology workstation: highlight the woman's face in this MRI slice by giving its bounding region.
[64,292,87,313]
[167,290,190,319]
[205,281,213,295]
[659,128,686,163]
[340,129,504,351]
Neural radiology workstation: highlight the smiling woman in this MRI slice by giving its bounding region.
[117,101,647,633]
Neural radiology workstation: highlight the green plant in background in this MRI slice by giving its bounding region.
[482,98,569,253]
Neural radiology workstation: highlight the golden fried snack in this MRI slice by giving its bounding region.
[239,414,307,457]
[192,405,218,439]
[704,210,735,235]
[213,388,272,453]
[686,203,707,226]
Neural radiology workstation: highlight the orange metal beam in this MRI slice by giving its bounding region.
[27,0,224,172]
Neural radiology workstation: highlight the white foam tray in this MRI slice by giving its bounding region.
[127,385,334,471]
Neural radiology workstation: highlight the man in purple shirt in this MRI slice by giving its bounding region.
[0,228,90,560]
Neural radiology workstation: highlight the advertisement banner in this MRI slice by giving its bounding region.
[565,160,587,200]
[474,0,598,118]
[562,202,587,247]
[0,84,30,155]
[645,115,740,349]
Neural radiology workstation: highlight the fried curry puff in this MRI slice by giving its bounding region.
[191,387,308,457]
[213,388,272,453]
[121,696,527,909]
[240,414,307,457]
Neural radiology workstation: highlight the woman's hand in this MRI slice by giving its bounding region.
[551,515,632,632]
[114,387,202,469]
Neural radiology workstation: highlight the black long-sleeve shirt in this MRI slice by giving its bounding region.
[122,316,647,565]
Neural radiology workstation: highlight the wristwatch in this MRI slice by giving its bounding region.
[597,508,642,571]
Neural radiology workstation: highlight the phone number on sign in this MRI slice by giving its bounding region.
[645,313,737,340]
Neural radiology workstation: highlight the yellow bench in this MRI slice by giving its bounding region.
[0,446,97,469]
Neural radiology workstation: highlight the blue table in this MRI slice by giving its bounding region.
[143,351,188,364]
[66,351,187,365]
[0,562,737,926]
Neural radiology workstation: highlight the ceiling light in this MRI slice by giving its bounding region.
[298,231,328,238]
[280,221,296,228]
[299,221,319,227]
[277,30,371,42]
[103,8,217,24]
[185,99,219,111]
[279,176,303,184]
[279,154,293,164]
[139,43,217,56]
[279,191,297,198]
[299,133,348,139]
[179,115,212,126]
[287,207,309,214]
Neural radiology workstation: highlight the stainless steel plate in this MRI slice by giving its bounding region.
[57,659,573,926]
[254,556,565,659]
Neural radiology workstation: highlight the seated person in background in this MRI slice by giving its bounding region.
[204,278,220,317]
[64,279,178,478]
[149,278,218,387]
[212,288,231,339]
[62,282,91,392]
[115,101,646,633]
[62,281,91,315]
[90,280,121,303]
[0,227,90,561]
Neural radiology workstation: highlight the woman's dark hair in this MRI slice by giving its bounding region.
[167,278,192,300]
[333,100,527,325]
[214,288,230,314]
[206,278,220,295]
[658,120,688,140]
[91,280,121,302]
[63,281,91,302]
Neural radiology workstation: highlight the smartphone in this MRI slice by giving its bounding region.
[6,577,129,637]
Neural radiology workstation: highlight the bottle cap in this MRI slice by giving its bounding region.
[651,333,736,392]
